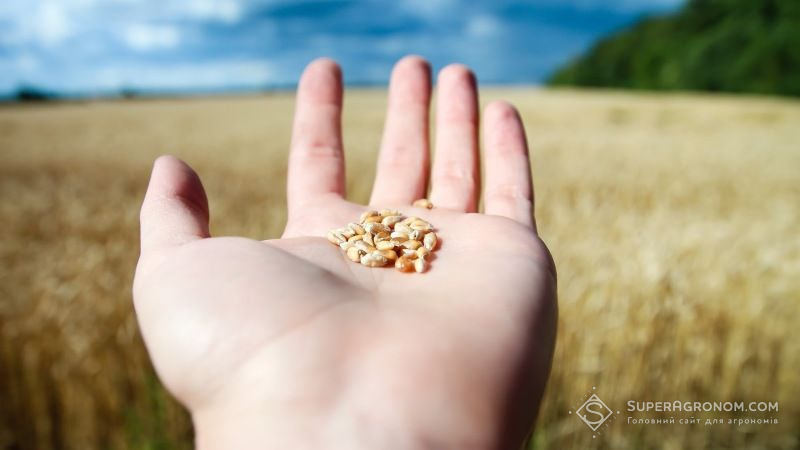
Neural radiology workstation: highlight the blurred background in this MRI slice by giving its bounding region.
[1,0,799,449]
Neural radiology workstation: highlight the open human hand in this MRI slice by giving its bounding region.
[133,56,557,450]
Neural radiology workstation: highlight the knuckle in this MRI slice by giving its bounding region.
[380,144,426,168]
[486,182,531,202]
[300,143,343,161]
[435,162,477,185]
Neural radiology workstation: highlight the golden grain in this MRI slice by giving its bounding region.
[359,210,379,222]
[328,206,438,273]
[413,198,434,209]
[395,256,414,272]
[376,241,395,251]
[327,230,345,245]
[416,247,430,259]
[390,231,409,242]
[354,240,375,254]
[363,232,374,247]
[401,240,422,250]
[394,223,412,234]
[381,215,404,227]
[380,209,400,217]
[364,222,389,235]
[346,246,361,262]
[410,221,432,232]
[379,249,398,261]
[423,232,437,251]
[401,248,418,258]
[348,222,365,235]
[360,252,389,267]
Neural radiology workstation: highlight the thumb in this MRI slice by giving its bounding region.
[139,155,210,257]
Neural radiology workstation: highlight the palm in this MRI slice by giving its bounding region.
[134,57,556,449]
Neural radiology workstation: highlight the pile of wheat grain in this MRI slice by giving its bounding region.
[327,208,438,272]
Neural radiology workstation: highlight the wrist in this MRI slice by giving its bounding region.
[192,401,507,450]
[193,407,324,450]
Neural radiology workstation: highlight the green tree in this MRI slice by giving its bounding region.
[549,0,800,97]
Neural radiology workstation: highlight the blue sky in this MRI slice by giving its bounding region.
[0,0,683,96]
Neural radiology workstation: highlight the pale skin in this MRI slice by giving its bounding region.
[133,56,557,449]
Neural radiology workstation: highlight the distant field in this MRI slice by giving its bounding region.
[1,89,798,449]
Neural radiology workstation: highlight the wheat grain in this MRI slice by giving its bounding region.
[363,232,374,247]
[390,231,409,242]
[328,208,438,273]
[355,240,375,253]
[402,240,422,250]
[327,231,345,245]
[359,210,379,222]
[423,232,437,251]
[395,256,414,272]
[381,215,404,227]
[364,222,390,235]
[348,223,365,235]
[413,198,434,209]
[379,249,398,261]
[401,248,418,258]
[361,252,389,267]
[346,246,361,262]
[410,221,432,232]
[394,223,412,234]
[380,209,400,217]
[376,241,395,251]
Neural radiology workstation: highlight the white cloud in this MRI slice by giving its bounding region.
[466,14,502,38]
[184,0,242,23]
[37,2,73,46]
[123,24,182,51]
[0,0,245,49]
[1,0,86,47]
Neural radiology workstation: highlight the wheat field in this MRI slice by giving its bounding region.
[1,88,798,449]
